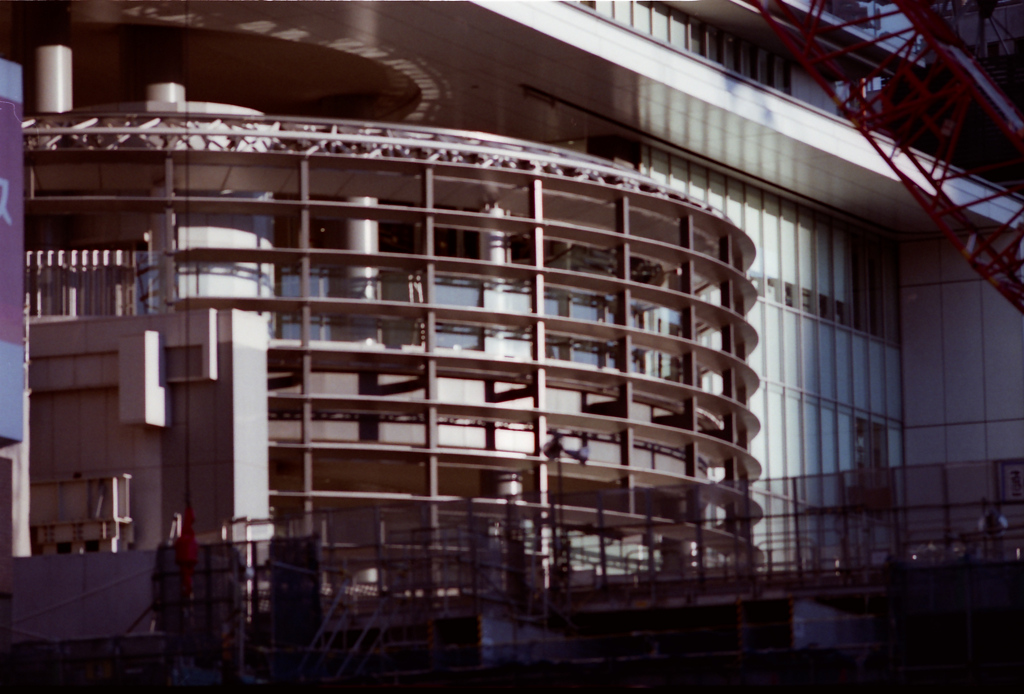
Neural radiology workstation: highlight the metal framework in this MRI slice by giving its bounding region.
[23,113,760,518]
[757,0,1024,312]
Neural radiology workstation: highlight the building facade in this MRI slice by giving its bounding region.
[1,0,1023,568]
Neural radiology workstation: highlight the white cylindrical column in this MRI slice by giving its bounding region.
[122,25,186,105]
[481,204,506,265]
[176,195,275,301]
[343,197,379,300]
[146,82,186,105]
[36,44,73,113]
[27,1,74,114]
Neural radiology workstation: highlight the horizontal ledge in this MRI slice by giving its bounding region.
[267,435,760,480]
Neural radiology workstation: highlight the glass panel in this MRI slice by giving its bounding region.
[886,345,902,418]
[867,241,884,337]
[870,339,885,414]
[276,264,302,297]
[765,303,781,384]
[690,21,704,56]
[798,208,815,314]
[802,316,819,393]
[871,420,887,468]
[852,235,867,332]
[594,1,614,17]
[768,386,785,479]
[837,409,853,472]
[650,147,670,185]
[484,328,533,360]
[763,193,781,303]
[670,156,687,193]
[612,1,631,23]
[275,312,302,340]
[833,223,849,326]
[669,9,688,49]
[757,49,769,86]
[634,1,652,33]
[726,177,744,229]
[855,416,868,469]
[821,403,837,474]
[689,163,707,202]
[745,186,764,296]
[816,217,832,319]
[884,241,900,341]
[888,426,903,467]
[708,170,726,212]
[437,323,482,351]
[836,328,852,405]
[784,309,799,388]
[436,277,482,307]
[749,386,766,461]
[781,200,797,307]
[747,300,764,377]
[723,33,737,71]
[804,398,821,475]
[652,4,669,39]
[786,393,802,477]
[483,280,532,313]
[706,25,719,62]
[853,334,868,411]
[819,322,836,400]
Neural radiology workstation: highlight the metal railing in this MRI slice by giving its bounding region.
[25,249,159,317]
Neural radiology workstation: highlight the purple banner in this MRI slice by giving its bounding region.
[0,83,22,346]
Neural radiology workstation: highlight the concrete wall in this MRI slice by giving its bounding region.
[28,309,269,550]
[11,551,156,643]
[900,238,1024,466]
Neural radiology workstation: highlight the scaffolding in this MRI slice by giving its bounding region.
[127,462,1024,683]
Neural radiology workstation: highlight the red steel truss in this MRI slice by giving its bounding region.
[757,0,1024,312]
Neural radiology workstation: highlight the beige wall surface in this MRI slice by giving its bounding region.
[900,238,1024,467]
[28,310,269,550]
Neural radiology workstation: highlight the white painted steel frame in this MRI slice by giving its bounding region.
[24,113,762,527]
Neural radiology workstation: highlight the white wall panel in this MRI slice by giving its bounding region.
[985,419,1024,460]
[944,422,986,463]
[904,425,947,465]
[898,240,941,287]
[941,282,985,424]
[981,281,1024,422]
[901,284,944,427]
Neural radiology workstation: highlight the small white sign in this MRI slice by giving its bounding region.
[1000,460,1024,502]
[0,177,10,225]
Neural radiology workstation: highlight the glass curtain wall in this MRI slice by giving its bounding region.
[641,146,902,500]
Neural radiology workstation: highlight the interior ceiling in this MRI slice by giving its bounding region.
[1,1,972,233]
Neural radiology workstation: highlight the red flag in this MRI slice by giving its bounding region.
[174,506,199,598]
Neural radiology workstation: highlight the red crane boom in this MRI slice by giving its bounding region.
[757,0,1024,312]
